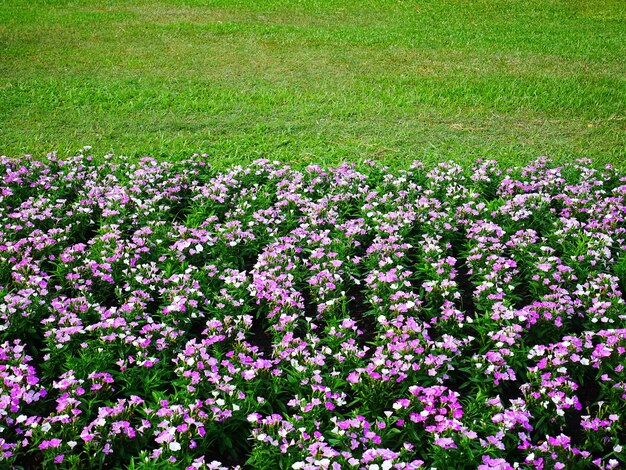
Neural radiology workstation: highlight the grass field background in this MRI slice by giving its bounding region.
[1,0,624,168]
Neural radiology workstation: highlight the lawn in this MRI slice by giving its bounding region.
[1,0,625,168]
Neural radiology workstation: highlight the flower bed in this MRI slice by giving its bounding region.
[0,153,625,469]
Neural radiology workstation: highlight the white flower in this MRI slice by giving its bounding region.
[169,441,181,452]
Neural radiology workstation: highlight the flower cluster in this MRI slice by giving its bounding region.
[0,152,625,468]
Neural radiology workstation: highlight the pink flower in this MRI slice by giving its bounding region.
[434,436,456,449]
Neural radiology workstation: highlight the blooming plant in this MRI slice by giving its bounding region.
[0,152,625,468]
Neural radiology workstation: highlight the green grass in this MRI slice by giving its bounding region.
[1,0,625,168]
